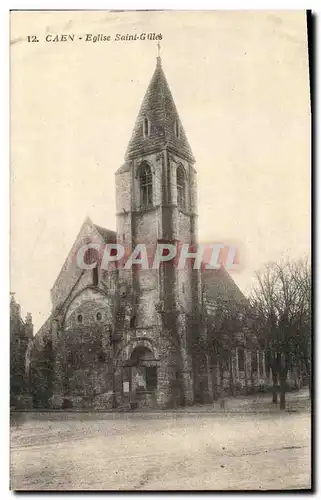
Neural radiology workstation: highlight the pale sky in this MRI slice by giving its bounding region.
[10,11,311,331]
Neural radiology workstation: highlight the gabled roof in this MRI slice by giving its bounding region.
[51,217,116,289]
[125,57,195,163]
[37,221,116,337]
[50,217,116,310]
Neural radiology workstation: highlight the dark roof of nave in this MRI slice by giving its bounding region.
[202,266,248,306]
[93,224,116,243]
[125,57,195,163]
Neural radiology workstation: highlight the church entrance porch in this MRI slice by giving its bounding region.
[122,346,158,409]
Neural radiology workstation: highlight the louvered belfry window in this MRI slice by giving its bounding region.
[139,162,153,208]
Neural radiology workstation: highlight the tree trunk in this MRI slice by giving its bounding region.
[308,373,311,399]
[212,361,219,401]
[279,374,287,410]
[219,361,224,397]
[305,360,311,399]
[272,371,278,404]
[229,358,235,397]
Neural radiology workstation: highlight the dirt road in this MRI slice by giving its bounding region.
[10,408,311,490]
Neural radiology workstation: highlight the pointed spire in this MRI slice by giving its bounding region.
[125,56,195,162]
[25,312,34,338]
[25,312,33,324]
[10,293,21,318]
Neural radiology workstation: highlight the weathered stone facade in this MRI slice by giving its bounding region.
[10,294,33,408]
[28,56,283,410]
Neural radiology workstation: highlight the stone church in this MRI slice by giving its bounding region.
[29,55,271,410]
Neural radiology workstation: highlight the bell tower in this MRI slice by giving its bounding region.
[115,55,208,408]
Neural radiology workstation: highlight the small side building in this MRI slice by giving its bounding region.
[10,294,33,408]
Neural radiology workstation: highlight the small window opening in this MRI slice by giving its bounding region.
[93,266,99,286]
[143,117,150,138]
[96,312,102,321]
[77,314,83,323]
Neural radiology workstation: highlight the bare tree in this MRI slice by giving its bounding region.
[205,297,253,399]
[251,258,311,409]
[290,258,311,396]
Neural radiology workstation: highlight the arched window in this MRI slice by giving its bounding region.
[96,312,102,321]
[139,162,153,208]
[77,314,83,323]
[176,165,186,210]
[143,117,150,138]
[93,267,98,286]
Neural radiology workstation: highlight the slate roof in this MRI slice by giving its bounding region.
[93,224,116,243]
[125,57,195,163]
[202,266,248,307]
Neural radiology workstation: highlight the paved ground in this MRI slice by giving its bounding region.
[10,390,311,491]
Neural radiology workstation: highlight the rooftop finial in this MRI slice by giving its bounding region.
[156,41,161,67]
